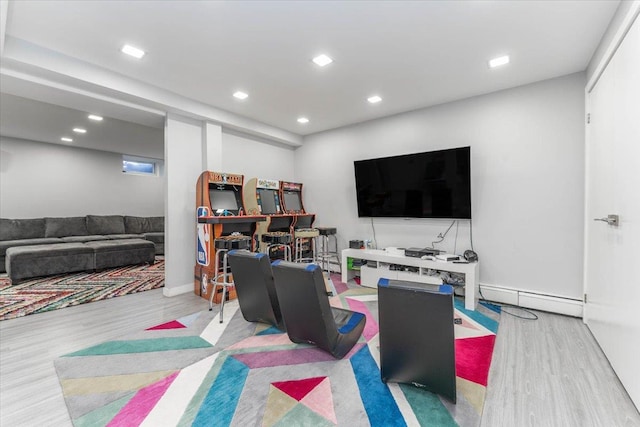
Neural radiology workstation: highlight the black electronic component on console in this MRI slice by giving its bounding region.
[405,247,441,258]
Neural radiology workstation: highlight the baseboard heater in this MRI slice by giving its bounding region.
[479,284,583,318]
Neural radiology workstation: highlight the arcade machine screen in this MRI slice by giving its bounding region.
[209,187,241,215]
[283,191,303,212]
[257,188,280,215]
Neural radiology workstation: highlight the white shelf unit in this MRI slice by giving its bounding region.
[360,264,443,286]
[342,248,479,311]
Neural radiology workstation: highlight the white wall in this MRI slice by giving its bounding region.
[0,115,295,297]
[162,120,296,296]
[296,72,586,300]
[586,0,639,82]
[0,136,163,218]
[222,130,295,181]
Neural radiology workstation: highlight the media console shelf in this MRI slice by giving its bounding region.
[341,248,479,311]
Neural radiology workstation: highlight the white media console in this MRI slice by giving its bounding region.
[341,248,479,311]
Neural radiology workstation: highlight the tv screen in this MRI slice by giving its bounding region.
[283,191,303,212]
[209,189,239,213]
[353,147,471,219]
[257,188,280,214]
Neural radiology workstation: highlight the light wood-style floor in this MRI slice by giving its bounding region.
[1,290,638,426]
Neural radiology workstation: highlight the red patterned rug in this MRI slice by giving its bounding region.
[0,257,164,321]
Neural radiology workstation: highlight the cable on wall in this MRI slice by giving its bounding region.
[431,220,456,249]
[370,217,378,249]
[478,288,539,320]
[453,220,459,254]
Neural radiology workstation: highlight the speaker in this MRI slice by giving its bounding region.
[463,250,478,262]
[349,240,364,249]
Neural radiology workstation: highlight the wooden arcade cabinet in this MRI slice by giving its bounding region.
[243,178,295,259]
[280,181,316,260]
[195,171,265,302]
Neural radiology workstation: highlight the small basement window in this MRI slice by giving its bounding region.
[122,155,160,176]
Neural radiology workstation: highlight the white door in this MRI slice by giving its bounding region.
[584,14,640,407]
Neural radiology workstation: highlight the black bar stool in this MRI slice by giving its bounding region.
[209,235,251,323]
[261,232,292,261]
[316,227,341,274]
[293,228,319,263]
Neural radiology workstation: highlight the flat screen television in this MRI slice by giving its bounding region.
[353,146,471,219]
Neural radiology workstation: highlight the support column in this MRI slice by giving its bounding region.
[203,122,222,171]
[164,114,206,296]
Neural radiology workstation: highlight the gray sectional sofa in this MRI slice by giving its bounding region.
[0,215,164,283]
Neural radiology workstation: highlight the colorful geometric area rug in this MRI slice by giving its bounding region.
[0,257,164,321]
[54,276,499,426]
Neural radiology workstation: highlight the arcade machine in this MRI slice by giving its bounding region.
[195,171,265,306]
[279,181,336,295]
[280,181,317,261]
[243,178,295,261]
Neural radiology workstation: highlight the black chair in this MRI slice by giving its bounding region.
[271,260,365,359]
[378,278,457,403]
[227,250,285,331]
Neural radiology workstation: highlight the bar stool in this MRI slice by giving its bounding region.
[316,227,341,274]
[209,235,251,323]
[293,228,319,263]
[262,232,292,262]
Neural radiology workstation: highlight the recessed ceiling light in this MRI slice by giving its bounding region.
[367,95,382,104]
[297,117,309,124]
[121,44,146,59]
[489,55,510,68]
[312,54,333,67]
[73,128,87,134]
[61,137,73,142]
[88,114,103,121]
[233,91,249,100]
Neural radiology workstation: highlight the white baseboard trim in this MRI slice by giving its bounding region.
[163,283,193,297]
[479,284,583,318]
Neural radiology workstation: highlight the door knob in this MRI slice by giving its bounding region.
[593,214,619,226]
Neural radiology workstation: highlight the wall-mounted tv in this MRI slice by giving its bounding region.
[353,146,471,219]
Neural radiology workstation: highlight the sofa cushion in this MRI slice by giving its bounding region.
[45,217,89,237]
[6,243,95,283]
[105,234,144,240]
[153,243,164,256]
[143,232,164,244]
[0,218,46,241]
[0,238,64,273]
[87,215,125,235]
[147,217,164,232]
[143,232,164,255]
[124,216,149,234]
[0,238,64,255]
[60,235,111,243]
[85,238,155,270]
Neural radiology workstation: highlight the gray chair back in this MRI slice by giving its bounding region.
[378,278,456,403]
[227,250,284,331]
[271,261,365,359]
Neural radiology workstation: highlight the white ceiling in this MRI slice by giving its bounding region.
[0,92,164,157]
[0,0,620,143]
